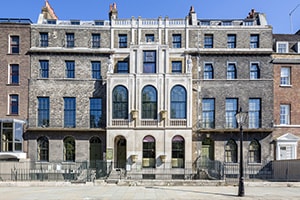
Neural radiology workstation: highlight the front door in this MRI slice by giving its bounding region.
[115,136,126,168]
[201,138,214,161]
[90,136,102,168]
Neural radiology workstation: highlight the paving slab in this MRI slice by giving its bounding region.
[0,182,300,200]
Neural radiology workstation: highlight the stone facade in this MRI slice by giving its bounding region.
[24,3,276,178]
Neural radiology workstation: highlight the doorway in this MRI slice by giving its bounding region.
[115,136,127,168]
[201,137,214,161]
[89,136,102,168]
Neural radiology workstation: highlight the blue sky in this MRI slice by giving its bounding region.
[0,0,300,33]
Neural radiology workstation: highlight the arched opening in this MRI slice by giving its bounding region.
[142,135,156,168]
[89,136,103,168]
[172,135,185,168]
[115,136,126,168]
[37,136,49,162]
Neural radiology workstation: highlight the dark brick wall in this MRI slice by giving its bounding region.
[0,23,31,121]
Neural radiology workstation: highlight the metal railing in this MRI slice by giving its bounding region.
[0,161,109,182]
[2,159,299,183]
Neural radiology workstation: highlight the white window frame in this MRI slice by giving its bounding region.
[276,42,288,53]
[280,104,290,125]
[280,67,291,86]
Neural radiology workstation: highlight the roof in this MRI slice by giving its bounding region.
[273,34,300,42]
[0,18,32,24]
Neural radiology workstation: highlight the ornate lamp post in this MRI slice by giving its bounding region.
[235,107,248,197]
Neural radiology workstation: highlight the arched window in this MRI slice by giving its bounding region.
[142,135,156,168]
[171,85,187,119]
[225,139,237,163]
[64,136,75,162]
[204,63,214,79]
[249,140,261,163]
[227,63,236,79]
[142,86,157,119]
[112,85,128,119]
[172,135,185,168]
[37,136,49,162]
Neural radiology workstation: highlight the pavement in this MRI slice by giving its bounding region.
[0,181,300,200]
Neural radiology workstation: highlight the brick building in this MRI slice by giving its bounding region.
[272,33,300,160]
[190,9,274,175]
[0,19,31,160]
[25,2,275,179]
[27,2,107,166]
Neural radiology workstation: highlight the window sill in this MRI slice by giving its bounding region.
[7,53,20,55]
[247,162,262,165]
[6,84,20,86]
[6,114,19,116]
[280,84,292,88]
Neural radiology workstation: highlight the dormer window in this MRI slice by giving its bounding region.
[70,20,80,25]
[47,19,56,24]
[222,21,232,26]
[295,42,300,53]
[276,42,288,53]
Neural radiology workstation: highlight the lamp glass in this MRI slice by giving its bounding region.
[235,110,248,125]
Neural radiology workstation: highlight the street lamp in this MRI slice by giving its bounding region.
[235,107,248,197]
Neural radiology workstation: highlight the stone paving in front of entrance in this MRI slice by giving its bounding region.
[0,182,300,200]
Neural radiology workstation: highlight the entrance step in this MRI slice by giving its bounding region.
[106,168,125,184]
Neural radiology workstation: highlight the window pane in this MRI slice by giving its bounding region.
[172,34,181,48]
[11,36,19,53]
[119,34,127,48]
[171,86,186,119]
[90,98,102,128]
[66,61,75,78]
[112,86,128,119]
[225,139,237,163]
[202,98,215,128]
[40,60,49,78]
[204,34,213,48]
[142,86,157,119]
[249,140,261,163]
[172,136,184,168]
[143,136,156,168]
[117,61,129,73]
[2,124,13,152]
[249,99,261,128]
[204,63,213,79]
[227,63,236,79]
[92,34,101,48]
[38,97,50,127]
[10,95,19,115]
[143,51,156,73]
[145,34,154,42]
[40,32,48,47]
[250,63,259,79]
[66,33,74,48]
[226,98,237,128]
[37,136,49,161]
[280,105,290,125]
[250,35,259,48]
[227,34,236,48]
[172,61,182,73]
[91,61,101,79]
[64,97,76,127]
[280,67,290,85]
[10,64,19,84]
